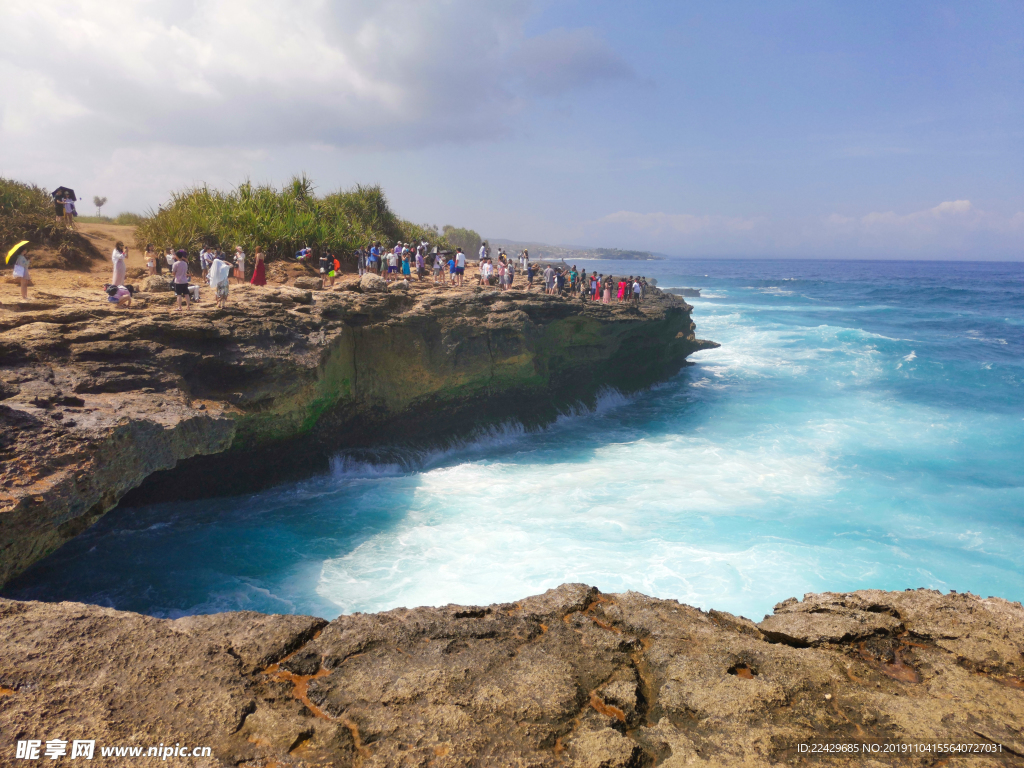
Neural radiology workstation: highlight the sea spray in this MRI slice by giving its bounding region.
[5,258,1022,621]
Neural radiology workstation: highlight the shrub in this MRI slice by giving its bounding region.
[135,176,457,263]
[0,177,98,268]
[442,225,482,256]
[114,212,147,226]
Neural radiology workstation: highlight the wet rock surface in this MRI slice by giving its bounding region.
[1,585,1021,766]
[0,282,714,586]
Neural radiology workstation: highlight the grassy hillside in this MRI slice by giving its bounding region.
[0,177,101,269]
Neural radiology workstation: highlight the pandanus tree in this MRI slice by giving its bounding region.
[134,176,461,264]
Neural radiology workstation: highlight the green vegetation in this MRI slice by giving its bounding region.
[0,177,96,266]
[77,212,148,225]
[136,175,456,262]
[592,248,659,260]
[442,225,482,255]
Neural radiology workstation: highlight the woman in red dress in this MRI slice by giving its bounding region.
[250,246,267,286]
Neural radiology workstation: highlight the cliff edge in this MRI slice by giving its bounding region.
[1,585,1022,766]
[0,277,715,586]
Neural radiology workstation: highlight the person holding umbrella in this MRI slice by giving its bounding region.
[7,241,31,299]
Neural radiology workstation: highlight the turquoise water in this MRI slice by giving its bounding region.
[5,259,1023,621]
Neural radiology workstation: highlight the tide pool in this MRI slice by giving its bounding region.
[5,258,1023,621]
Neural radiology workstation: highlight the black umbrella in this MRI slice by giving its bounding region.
[51,186,76,201]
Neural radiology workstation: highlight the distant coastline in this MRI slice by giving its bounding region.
[490,238,664,261]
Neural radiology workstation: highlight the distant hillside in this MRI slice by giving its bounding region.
[489,239,663,262]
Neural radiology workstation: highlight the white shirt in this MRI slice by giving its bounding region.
[455,253,466,268]
[112,248,125,263]
[479,246,486,260]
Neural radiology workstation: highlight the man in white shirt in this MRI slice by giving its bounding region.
[479,242,487,262]
[386,247,399,282]
[454,248,466,286]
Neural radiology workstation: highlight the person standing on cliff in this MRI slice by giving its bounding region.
[385,245,398,283]
[415,246,425,281]
[210,252,232,308]
[250,246,267,286]
[9,242,31,300]
[171,249,192,311]
[233,246,246,283]
[111,241,127,286]
[543,265,554,295]
[479,241,487,263]
[454,247,466,286]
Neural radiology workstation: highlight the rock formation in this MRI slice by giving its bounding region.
[1,585,1021,766]
[0,282,714,586]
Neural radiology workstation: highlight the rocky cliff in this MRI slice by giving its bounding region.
[0,279,715,586]
[1,585,1021,766]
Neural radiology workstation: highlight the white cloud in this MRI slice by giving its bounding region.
[816,200,1024,256]
[574,201,1024,258]
[858,199,975,228]
[0,0,632,151]
[595,210,763,237]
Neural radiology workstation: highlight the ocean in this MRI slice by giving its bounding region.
[5,258,1023,622]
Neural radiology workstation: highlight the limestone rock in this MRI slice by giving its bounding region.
[1,585,1022,767]
[359,273,387,293]
[293,276,323,291]
[758,592,904,646]
[278,286,313,305]
[141,275,172,292]
[391,279,410,291]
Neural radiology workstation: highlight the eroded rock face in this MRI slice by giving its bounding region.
[0,286,714,585]
[0,586,1021,767]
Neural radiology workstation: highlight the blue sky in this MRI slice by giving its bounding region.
[1,0,1021,258]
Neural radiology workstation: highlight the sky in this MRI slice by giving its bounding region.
[1,0,1022,259]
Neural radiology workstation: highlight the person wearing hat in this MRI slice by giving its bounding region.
[8,241,31,299]
[233,246,246,283]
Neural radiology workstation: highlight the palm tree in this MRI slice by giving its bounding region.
[93,196,108,217]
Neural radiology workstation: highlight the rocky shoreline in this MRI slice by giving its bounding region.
[1,584,1022,766]
[0,275,714,587]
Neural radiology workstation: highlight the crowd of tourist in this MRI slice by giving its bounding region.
[9,233,651,313]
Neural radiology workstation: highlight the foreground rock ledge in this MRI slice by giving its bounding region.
[2,586,1022,766]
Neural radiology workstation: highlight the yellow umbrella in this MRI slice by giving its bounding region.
[6,240,29,264]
